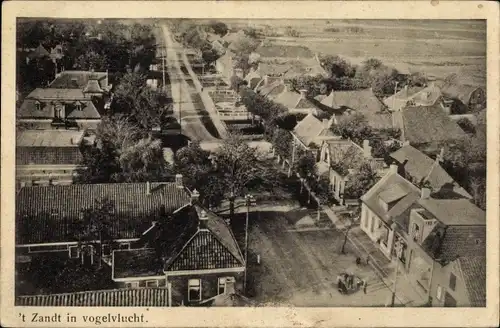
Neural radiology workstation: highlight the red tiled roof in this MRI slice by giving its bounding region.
[457,256,486,307]
[390,145,472,199]
[15,288,170,306]
[274,90,316,111]
[397,104,466,145]
[422,225,486,263]
[320,89,392,129]
[16,147,83,165]
[293,113,332,146]
[112,204,244,276]
[16,183,191,244]
[166,230,243,271]
[164,205,244,271]
[113,248,164,279]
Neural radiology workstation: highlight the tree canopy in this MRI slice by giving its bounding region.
[76,115,171,184]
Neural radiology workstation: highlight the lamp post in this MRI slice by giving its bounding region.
[244,194,256,293]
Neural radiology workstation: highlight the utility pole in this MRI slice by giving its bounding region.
[390,237,403,307]
[243,194,256,293]
[162,41,166,92]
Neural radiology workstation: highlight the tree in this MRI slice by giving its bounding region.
[202,48,221,67]
[343,162,378,200]
[208,21,229,36]
[74,50,109,71]
[76,115,171,183]
[212,134,281,224]
[77,198,116,268]
[230,35,260,56]
[294,151,316,180]
[230,75,246,92]
[319,55,356,78]
[340,207,361,254]
[112,72,171,129]
[284,26,300,37]
[331,113,373,145]
[272,128,293,160]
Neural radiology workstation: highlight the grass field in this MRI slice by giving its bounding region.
[227,19,486,87]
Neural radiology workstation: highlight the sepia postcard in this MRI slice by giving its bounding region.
[1,1,499,327]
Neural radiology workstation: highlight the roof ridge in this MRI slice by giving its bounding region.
[17,287,170,299]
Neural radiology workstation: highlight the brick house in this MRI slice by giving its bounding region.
[316,89,393,130]
[390,103,467,155]
[18,70,111,130]
[111,199,245,305]
[15,129,95,187]
[360,167,486,307]
[16,179,245,306]
[15,178,191,264]
[389,144,472,199]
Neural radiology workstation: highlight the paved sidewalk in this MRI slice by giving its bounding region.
[322,206,428,307]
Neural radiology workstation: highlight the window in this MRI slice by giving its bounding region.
[381,226,389,247]
[76,103,82,111]
[188,279,201,301]
[69,246,80,259]
[436,285,443,301]
[125,282,139,289]
[449,273,456,291]
[35,101,41,111]
[218,277,229,295]
[101,244,111,256]
[146,280,158,288]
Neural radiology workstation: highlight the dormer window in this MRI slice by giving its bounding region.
[35,101,41,111]
[76,102,82,111]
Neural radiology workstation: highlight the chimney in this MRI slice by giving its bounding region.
[322,118,329,129]
[191,189,200,204]
[175,174,183,188]
[421,187,431,199]
[198,209,209,230]
[363,139,372,158]
[299,89,307,98]
[264,75,269,86]
[146,181,151,195]
[389,164,398,174]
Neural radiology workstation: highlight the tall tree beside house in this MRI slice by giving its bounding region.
[76,198,117,268]
[74,50,109,71]
[174,141,225,208]
[272,128,293,161]
[293,151,316,181]
[330,113,372,145]
[319,55,356,79]
[212,133,282,225]
[112,72,171,129]
[76,115,171,183]
[343,162,378,200]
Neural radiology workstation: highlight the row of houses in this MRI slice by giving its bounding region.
[228,41,487,307]
[15,177,247,306]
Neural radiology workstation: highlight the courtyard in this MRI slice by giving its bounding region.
[230,209,401,307]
